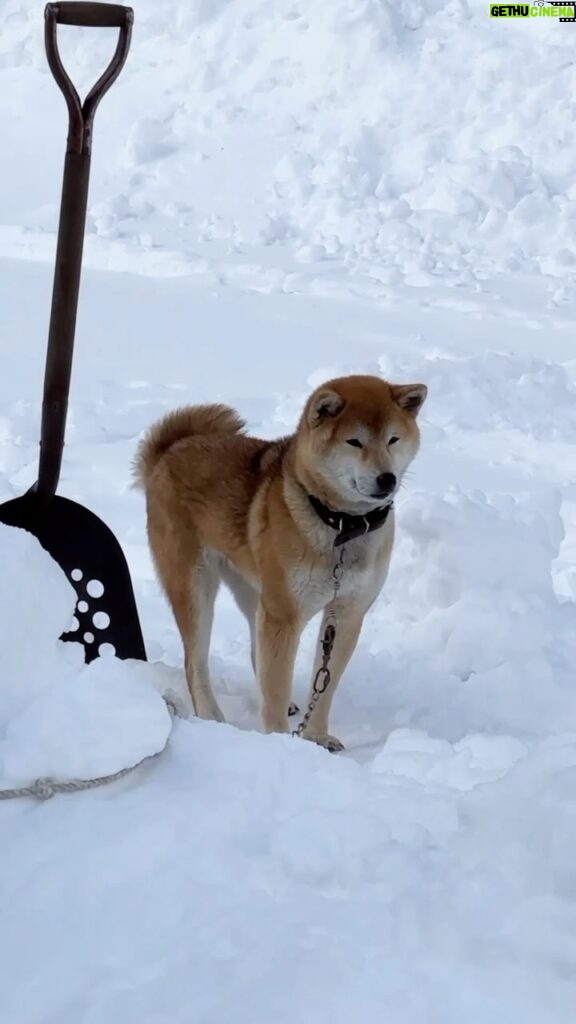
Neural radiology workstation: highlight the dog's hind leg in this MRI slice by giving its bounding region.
[182,554,224,721]
[151,527,224,722]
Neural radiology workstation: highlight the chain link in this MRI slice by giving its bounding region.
[292,544,346,739]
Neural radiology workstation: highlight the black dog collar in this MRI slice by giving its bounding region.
[308,494,393,547]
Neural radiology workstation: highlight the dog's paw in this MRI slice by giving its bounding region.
[194,699,226,723]
[288,702,300,717]
[304,732,345,754]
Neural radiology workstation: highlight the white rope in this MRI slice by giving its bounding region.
[0,693,182,802]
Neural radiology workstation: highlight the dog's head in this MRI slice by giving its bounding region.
[296,374,427,511]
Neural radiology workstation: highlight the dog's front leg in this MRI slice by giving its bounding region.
[300,604,366,752]
[256,603,301,735]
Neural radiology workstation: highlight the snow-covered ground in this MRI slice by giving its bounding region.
[1,1,576,1021]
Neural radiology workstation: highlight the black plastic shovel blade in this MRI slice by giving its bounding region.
[0,489,146,663]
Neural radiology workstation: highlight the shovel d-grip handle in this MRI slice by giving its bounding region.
[36,3,133,500]
[52,2,131,27]
[45,3,133,155]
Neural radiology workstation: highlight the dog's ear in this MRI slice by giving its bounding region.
[391,383,427,418]
[307,388,345,427]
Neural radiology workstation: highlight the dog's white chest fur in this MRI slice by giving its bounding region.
[289,536,390,620]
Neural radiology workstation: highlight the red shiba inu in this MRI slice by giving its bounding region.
[136,374,427,751]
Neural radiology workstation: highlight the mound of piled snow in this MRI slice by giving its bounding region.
[0,524,171,787]
[2,1,576,290]
[2,684,576,1023]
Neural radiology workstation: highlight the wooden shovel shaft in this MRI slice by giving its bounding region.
[38,150,91,499]
[37,3,133,499]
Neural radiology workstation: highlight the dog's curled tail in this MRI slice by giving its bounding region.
[134,403,245,487]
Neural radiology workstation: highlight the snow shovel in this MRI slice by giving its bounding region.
[0,2,146,664]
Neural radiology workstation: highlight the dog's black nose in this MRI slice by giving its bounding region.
[373,472,396,498]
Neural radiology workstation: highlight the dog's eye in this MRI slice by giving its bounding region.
[346,439,363,449]
[388,436,400,446]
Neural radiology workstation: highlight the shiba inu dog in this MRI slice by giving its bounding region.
[136,374,426,751]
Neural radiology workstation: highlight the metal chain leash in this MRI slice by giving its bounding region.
[292,543,347,739]
[0,694,181,802]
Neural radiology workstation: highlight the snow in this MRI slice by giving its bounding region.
[1,0,576,1020]
[0,524,171,787]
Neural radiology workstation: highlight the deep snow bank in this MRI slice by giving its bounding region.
[2,0,576,287]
